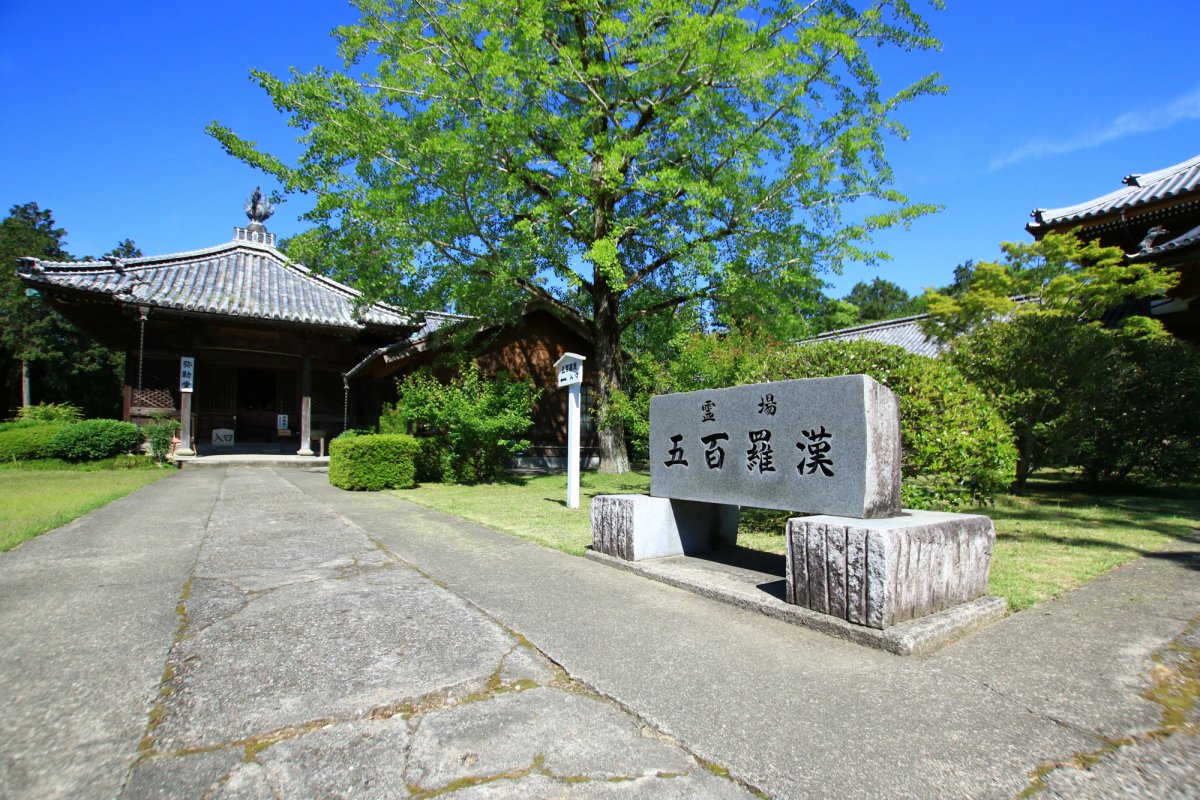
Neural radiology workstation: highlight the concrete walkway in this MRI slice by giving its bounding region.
[1,467,1197,799]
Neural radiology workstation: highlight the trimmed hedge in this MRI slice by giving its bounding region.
[329,433,419,491]
[49,419,143,462]
[0,423,70,461]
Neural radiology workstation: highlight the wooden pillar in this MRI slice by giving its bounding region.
[176,392,194,456]
[298,355,314,456]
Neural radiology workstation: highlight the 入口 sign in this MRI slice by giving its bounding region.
[556,353,584,387]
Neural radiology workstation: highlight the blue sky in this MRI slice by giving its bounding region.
[3,1,1199,300]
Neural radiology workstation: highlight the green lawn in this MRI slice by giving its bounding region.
[0,463,173,551]
[396,471,1200,612]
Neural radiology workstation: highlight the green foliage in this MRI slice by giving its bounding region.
[49,419,143,462]
[0,203,125,418]
[328,433,419,491]
[209,0,946,469]
[740,340,1016,509]
[923,230,1183,488]
[334,427,375,439]
[921,231,1178,342]
[15,402,82,424]
[0,423,70,461]
[381,364,540,484]
[953,318,1200,486]
[842,278,924,323]
[1091,335,1200,484]
[144,417,180,465]
[633,335,1014,508]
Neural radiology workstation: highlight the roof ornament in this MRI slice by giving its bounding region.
[1138,225,1168,254]
[244,187,275,230]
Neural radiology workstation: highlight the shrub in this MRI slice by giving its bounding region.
[381,363,540,484]
[328,433,419,491]
[335,427,376,439]
[949,316,1200,487]
[144,417,180,465]
[0,423,70,461]
[50,419,144,462]
[409,436,451,483]
[15,402,83,424]
[737,340,1017,509]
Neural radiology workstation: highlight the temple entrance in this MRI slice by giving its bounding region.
[236,366,280,442]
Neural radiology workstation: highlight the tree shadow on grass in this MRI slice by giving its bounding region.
[986,500,1200,543]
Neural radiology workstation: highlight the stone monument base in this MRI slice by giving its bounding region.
[583,548,1006,656]
[591,494,738,561]
[786,510,994,629]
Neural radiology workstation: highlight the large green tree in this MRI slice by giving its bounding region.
[0,202,70,413]
[842,276,922,322]
[921,231,1183,489]
[0,203,127,418]
[210,0,943,471]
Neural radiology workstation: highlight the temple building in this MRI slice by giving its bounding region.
[17,191,597,462]
[1027,152,1200,340]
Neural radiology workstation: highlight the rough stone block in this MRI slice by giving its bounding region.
[785,511,995,629]
[649,375,900,518]
[591,494,739,561]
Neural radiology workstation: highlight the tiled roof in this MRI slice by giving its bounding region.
[1029,153,1200,231]
[411,310,475,340]
[1135,221,1200,259]
[18,234,413,332]
[804,314,945,358]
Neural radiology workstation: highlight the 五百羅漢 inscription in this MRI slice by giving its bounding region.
[649,375,900,518]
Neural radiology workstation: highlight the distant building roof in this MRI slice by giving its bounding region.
[804,314,945,358]
[1028,153,1200,232]
[345,301,592,380]
[18,227,415,333]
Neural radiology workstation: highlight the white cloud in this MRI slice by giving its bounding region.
[989,86,1200,171]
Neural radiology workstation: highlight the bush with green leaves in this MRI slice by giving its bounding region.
[950,316,1200,486]
[380,363,540,484]
[144,417,180,465]
[15,403,83,424]
[49,419,143,462]
[328,433,419,491]
[0,423,70,461]
[735,340,1016,509]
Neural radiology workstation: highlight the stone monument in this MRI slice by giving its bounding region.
[591,375,997,633]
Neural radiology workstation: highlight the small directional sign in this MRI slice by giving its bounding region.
[555,352,585,387]
[553,353,587,509]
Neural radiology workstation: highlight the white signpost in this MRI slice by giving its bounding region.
[176,356,195,456]
[554,352,586,509]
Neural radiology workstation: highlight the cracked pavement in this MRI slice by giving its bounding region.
[1,466,1198,798]
[122,469,755,799]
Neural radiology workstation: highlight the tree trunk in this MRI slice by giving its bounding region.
[1012,430,1033,494]
[592,288,630,474]
[21,359,31,408]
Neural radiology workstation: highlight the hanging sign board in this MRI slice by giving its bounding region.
[277,414,289,431]
[556,353,585,387]
[179,356,195,393]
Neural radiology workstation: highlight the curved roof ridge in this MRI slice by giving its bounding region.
[20,236,414,332]
[1030,153,1200,230]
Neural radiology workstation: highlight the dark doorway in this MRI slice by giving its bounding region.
[237,366,278,441]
